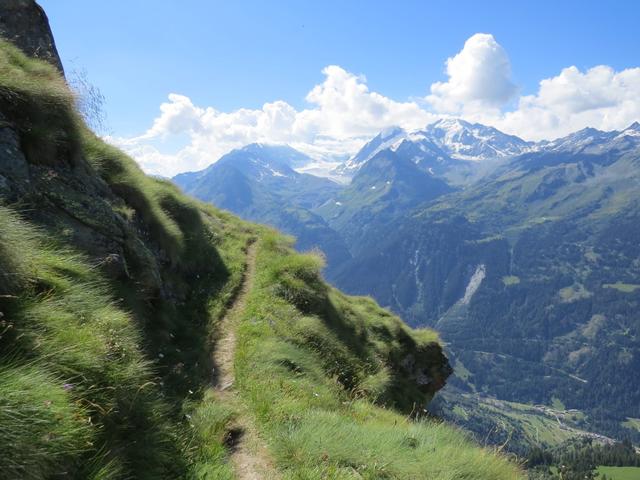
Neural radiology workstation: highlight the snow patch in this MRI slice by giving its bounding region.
[268,168,286,177]
[461,264,486,304]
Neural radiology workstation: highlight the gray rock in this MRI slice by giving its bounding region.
[0,0,64,74]
[99,253,130,280]
[0,113,29,198]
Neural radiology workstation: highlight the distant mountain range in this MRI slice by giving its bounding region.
[335,118,532,177]
[333,118,534,187]
[173,119,640,450]
[173,143,352,271]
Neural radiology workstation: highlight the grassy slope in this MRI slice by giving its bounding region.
[596,466,640,480]
[0,40,252,479]
[234,232,522,478]
[0,40,522,479]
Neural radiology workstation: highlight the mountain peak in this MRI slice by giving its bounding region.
[422,118,530,161]
[334,126,407,176]
[240,142,292,153]
[577,126,602,134]
[231,143,311,168]
[334,119,531,180]
[378,125,405,140]
[614,121,640,140]
[430,117,473,130]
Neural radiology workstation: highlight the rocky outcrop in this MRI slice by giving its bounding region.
[0,112,159,287]
[0,0,64,74]
[400,344,453,400]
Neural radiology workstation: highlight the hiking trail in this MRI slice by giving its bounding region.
[211,241,278,480]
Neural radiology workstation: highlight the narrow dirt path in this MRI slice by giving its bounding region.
[211,241,258,391]
[211,241,279,480]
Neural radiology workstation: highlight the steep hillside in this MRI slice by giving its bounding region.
[0,23,522,480]
[174,144,352,273]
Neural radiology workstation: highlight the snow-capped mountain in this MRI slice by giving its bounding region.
[334,126,407,176]
[540,127,619,153]
[172,143,341,202]
[622,121,640,137]
[228,143,313,171]
[539,122,640,154]
[172,143,350,270]
[334,119,533,179]
[173,143,317,189]
[422,118,533,160]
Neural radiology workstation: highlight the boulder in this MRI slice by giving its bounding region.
[0,0,64,74]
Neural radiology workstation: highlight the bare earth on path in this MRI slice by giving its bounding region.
[211,241,279,480]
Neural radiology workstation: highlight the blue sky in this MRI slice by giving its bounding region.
[39,0,640,175]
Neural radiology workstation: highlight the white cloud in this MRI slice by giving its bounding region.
[426,35,640,140]
[485,65,640,140]
[300,65,433,138]
[113,66,435,177]
[113,34,640,177]
[141,93,205,139]
[427,33,517,114]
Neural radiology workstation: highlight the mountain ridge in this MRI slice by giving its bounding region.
[173,143,353,272]
[333,118,533,181]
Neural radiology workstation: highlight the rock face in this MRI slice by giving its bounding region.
[0,0,64,74]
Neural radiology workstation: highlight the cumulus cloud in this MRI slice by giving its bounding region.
[427,33,517,114]
[113,66,435,177]
[113,34,640,177]
[301,65,433,137]
[487,65,640,140]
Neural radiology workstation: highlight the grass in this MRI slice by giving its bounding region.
[0,40,253,478]
[596,466,640,480]
[622,418,640,433]
[184,390,237,480]
[558,283,592,303]
[0,41,82,168]
[550,397,565,411]
[0,146,252,478]
[234,231,523,479]
[502,275,521,286]
[82,134,185,267]
[0,206,185,479]
[0,363,92,478]
[603,282,640,293]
